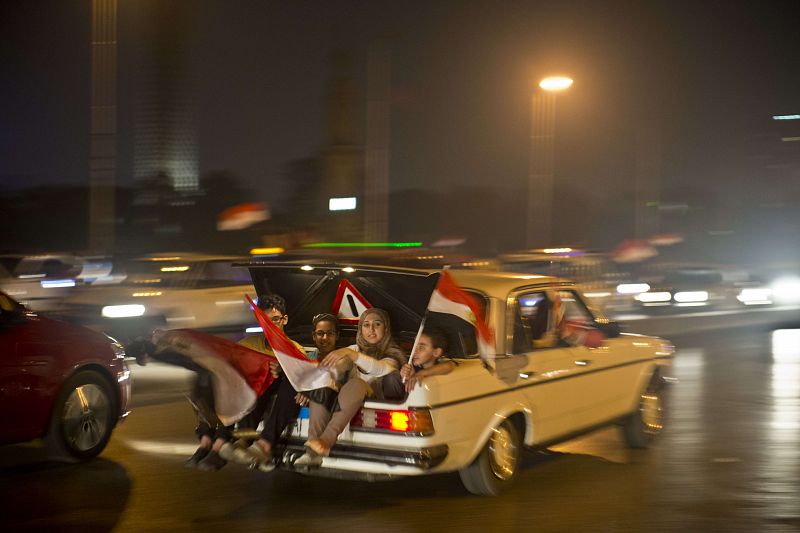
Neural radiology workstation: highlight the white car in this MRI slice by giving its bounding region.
[0,254,84,312]
[246,262,674,495]
[58,254,255,342]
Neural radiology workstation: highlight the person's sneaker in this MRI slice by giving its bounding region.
[184,446,210,468]
[293,452,323,468]
[305,438,331,457]
[219,440,253,465]
[240,442,275,472]
[196,450,228,472]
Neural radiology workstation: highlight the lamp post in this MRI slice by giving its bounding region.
[527,76,573,248]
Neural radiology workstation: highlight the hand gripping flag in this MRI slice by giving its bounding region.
[147,329,276,426]
[246,295,337,392]
[411,271,495,370]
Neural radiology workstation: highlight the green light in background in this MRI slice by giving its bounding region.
[302,242,423,248]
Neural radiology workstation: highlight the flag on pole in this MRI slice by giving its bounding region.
[245,295,337,392]
[150,328,276,426]
[416,271,495,369]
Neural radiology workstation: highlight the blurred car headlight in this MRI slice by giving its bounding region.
[102,304,146,318]
[772,277,800,304]
[673,291,709,303]
[617,283,650,295]
[737,287,773,305]
[40,278,76,289]
[636,291,672,303]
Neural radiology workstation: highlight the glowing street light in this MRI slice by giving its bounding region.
[539,76,574,91]
[528,75,573,247]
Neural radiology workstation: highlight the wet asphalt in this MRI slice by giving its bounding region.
[2,315,799,532]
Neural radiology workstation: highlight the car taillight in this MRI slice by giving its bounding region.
[350,408,434,435]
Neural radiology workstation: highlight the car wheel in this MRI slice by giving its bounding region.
[623,374,666,448]
[44,370,116,461]
[459,419,522,496]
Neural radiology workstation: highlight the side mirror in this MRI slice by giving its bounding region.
[594,320,621,339]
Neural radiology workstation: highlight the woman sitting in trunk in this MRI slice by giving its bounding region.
[294,307,405,466]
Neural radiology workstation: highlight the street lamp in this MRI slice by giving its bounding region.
[527,76,573,248]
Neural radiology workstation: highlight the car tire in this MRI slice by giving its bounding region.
[44,370,116,461]
[623,373,666,448]
[459,419,522,496]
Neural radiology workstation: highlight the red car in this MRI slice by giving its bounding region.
[0,290,131,460]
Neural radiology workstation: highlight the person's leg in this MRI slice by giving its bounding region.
[257,376,300,454]
[308,401,332,441]
[316,378,370,448]
[187,372,216,466]
[377,371,406,401]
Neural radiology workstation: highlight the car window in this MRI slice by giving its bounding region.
[511,289,596,353]
[556,289,594,324]
[512,290,551,354]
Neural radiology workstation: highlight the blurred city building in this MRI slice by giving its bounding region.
[123,0,199,192]
[88,0,118,253]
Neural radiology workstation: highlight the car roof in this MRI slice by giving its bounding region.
[133,253,246,262]
[242,259,564,299]
[446,268,563,296]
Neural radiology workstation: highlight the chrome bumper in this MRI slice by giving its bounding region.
[280,440,449,470]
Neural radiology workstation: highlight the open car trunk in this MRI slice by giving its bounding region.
[242,261,482,358]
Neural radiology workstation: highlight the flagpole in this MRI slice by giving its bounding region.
[403,315,427,383]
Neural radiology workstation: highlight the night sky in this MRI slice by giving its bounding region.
[1,1,799,250]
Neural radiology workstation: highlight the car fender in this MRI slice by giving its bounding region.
[459,401,532,467]
[624,361,664,414]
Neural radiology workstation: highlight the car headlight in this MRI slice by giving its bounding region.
[616,283,650,295]
[636,291,672,303]
[673,291,709,303]
[102,304,146,318]
[737,287,773,305]
[772,277,800,304]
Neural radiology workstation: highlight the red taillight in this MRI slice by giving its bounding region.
[389,411,409,432]
[350,408,434,435]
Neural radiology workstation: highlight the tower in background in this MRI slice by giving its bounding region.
[364,40,391,242]
[88,0,117,252]
[320,51,363,240]
[129,0,199,191]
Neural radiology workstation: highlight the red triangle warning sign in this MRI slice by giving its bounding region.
[331,279,372,324]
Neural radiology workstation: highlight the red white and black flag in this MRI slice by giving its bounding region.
[245,295,337,392]
[148,328,276,425]
[410,271,496,369]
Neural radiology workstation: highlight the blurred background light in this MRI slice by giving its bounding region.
[617,283,650,295]
[539,76,574,91]
[673,291,709,303]
[636,291,672,303]
[102,304,146,318]
[772,277,800,304]
[328,197,357,211]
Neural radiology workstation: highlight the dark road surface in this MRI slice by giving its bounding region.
[2,313,799,532]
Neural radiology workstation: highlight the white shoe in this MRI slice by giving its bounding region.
[293,452,323,468]
[219,440,253,465]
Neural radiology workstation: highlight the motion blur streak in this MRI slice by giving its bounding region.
[123,438,199,456]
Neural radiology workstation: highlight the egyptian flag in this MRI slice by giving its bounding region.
[548,290,605,349]
[415,271,495,369]
[246,295,337,393]
[148,329,276,426]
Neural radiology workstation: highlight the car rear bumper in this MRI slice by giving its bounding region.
[279,439,449,471]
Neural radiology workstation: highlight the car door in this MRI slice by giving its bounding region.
[0,293,50,443]
[552,288,627,429]
[507,288,588,442]
[509,287,608,442]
